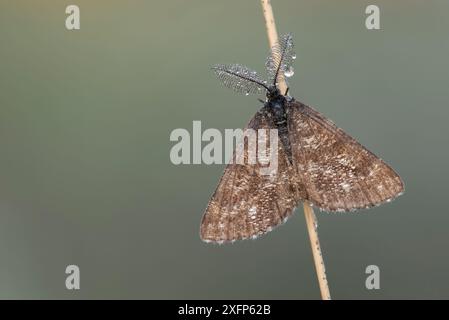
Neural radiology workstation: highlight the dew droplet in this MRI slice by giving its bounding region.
[245,92,250,96]
[292,53,297,60]
[284,66,294,78]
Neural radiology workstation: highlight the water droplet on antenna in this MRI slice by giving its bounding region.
[284,66,294,78]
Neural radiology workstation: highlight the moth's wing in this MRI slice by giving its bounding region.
[200,107,306,243]
[287,100,404,212]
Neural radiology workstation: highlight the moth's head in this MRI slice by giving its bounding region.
[266,86,281,100]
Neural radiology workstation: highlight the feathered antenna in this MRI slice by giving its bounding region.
[212,64,269,95]
[265,33,296,86]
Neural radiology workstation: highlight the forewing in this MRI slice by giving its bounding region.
[200,107,306,243]
[287,100,404,212]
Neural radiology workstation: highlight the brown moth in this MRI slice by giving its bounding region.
[201,34,404,243]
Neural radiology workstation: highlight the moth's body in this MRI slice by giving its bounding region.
[202,34,404,243]
[264,86,294,164]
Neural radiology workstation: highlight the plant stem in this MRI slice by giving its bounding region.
[303,202,331,299]
[260,0,331,300]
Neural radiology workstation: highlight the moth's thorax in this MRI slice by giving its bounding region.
[266,92,287,120]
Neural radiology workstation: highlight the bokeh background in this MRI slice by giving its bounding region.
[0,0,448,299]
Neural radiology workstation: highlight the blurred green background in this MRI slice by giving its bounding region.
[0,0,448,299]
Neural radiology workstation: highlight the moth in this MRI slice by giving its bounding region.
[200,34,404,243]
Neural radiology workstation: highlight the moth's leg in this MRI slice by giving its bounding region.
[284,87,289,96]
